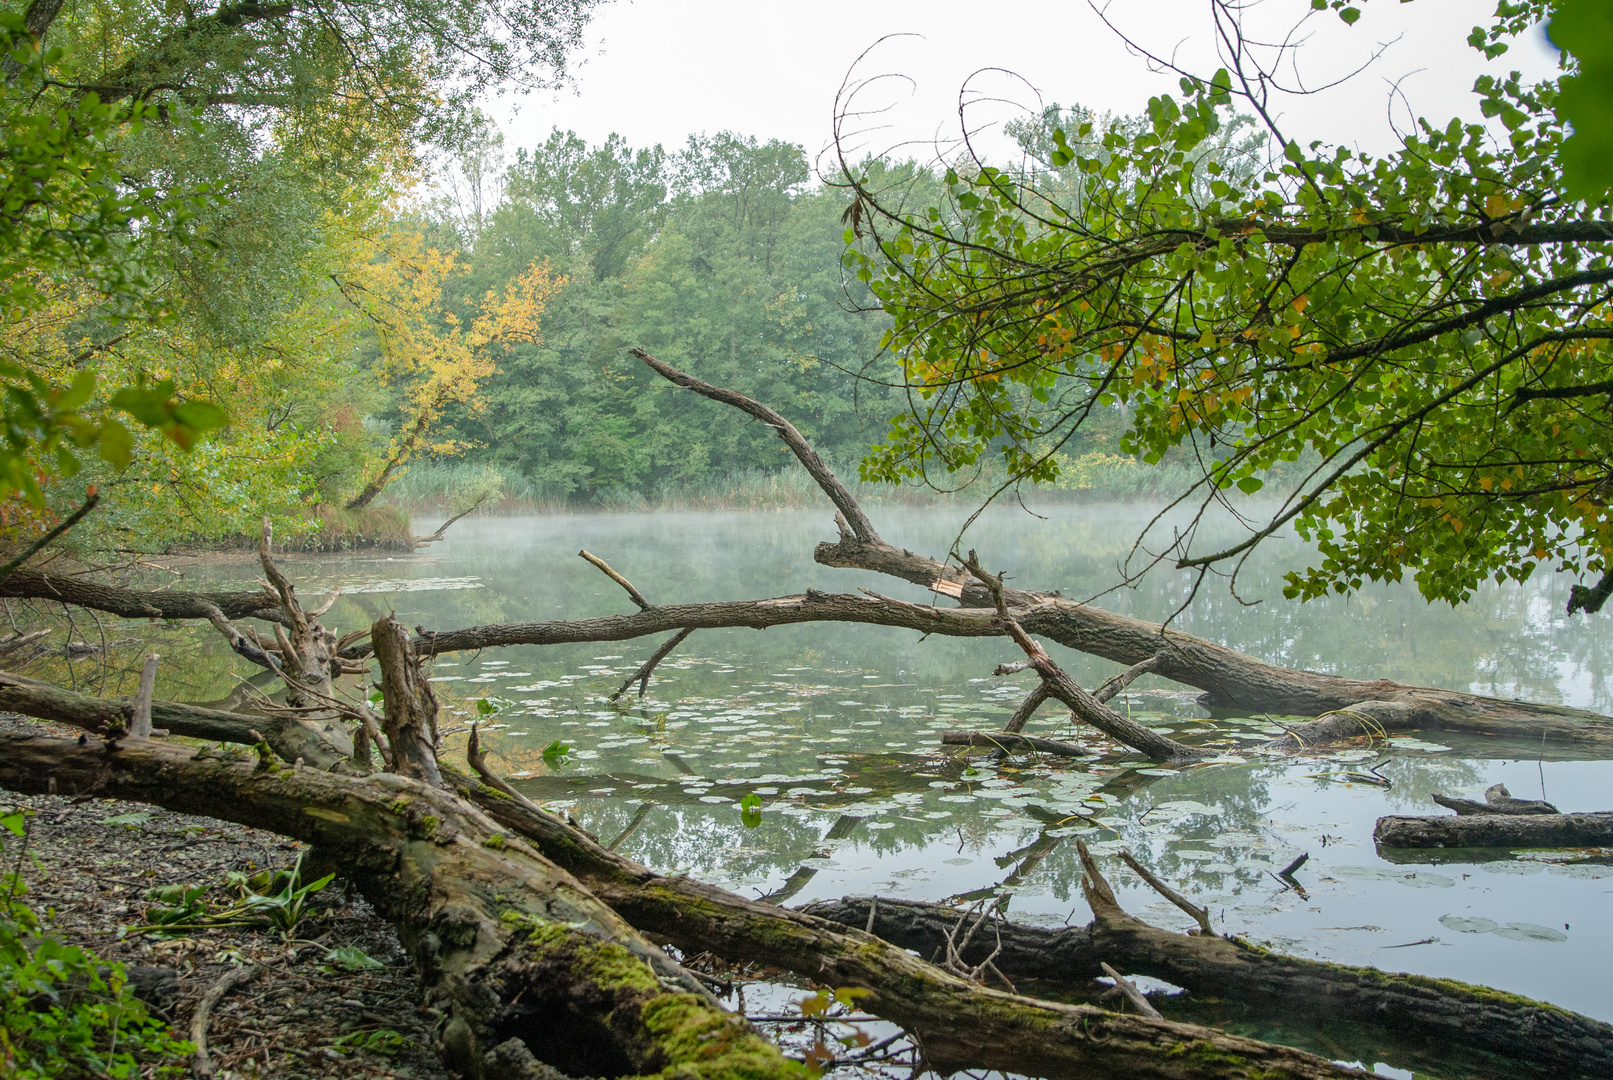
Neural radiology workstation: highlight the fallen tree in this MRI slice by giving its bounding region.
[800,851,1613,1080]
[0,709,1383,1078]
[1375,810,1613,849]
[630,349,1613,749]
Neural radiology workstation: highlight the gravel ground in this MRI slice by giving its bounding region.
[3,717,450,1080]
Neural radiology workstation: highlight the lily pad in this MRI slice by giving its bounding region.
[1439,915,1500,934]
[1492,923,1568,943]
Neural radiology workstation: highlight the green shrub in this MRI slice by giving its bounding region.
[0,809,190,1078]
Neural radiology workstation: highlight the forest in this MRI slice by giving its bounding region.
[2,2,1613,1080]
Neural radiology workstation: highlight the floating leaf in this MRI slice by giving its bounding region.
[1492,923,1568,943]
[1439,915,1499,934]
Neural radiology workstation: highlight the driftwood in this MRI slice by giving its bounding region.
[940,730,1089,756]
[1375,811,1613,849]
[1431,782,1559,816]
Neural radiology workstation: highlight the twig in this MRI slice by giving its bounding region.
[1278,852,1309,879]
[190,965,254,1080]
[611,627,694,699]
[0,490,100,586]
[1119,851,1213,936]
[1100,962,1162,1019]
[866,896,878,935]
[412,492,489,546]
[466,724,549,816]
[1094,654,1165,705]
[579,550,653,610]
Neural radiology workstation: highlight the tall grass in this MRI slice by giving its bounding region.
[380,453,1279,516]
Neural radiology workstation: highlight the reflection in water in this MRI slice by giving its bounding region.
[76,506,1613,1033]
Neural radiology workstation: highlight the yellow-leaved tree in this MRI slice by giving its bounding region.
[338,228,564,510]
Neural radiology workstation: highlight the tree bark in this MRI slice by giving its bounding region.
[0,733,797,1080]
[1374,811,1613,849]
[457,776,1368,1080]
[372,614,443,787]
[0,668,351,768]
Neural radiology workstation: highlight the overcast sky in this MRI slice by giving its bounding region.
[483,0,1558,174]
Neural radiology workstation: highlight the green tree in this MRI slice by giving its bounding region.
[842,0,1613,612]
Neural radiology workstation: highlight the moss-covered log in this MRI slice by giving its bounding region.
[805,885,1613,1080]
[458,776,1368,1080]
[0,733,799,1080]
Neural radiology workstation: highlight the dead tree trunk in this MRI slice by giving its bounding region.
[371,614,443,787]
[0,734,794,1080]
[803,879,1613,1080]
[629,350,1613,746]
[0,669,350,768]
[1375,811,1613,848]
[454,770,1367,1080]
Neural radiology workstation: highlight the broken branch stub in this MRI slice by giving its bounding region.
[371,615,443,788]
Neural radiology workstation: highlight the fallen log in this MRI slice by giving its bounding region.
[455,772,1366,1079]
[939,730,1089,756]
[804,866,1613,1080]
[0,668,351,769]
[0,733,796,1080]
[0,733,1377,1080]
[0,568,287,624]
[1431,782,1559,816]
[1374,811,1613,849]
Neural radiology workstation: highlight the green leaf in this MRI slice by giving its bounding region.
[541,740,570,767]
[1236,476,1265,495]
[97,418,133,468]
[325,945,385,970]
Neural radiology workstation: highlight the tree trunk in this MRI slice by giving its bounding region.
[804,886,1613,1080]
[372,614,443,786]
[1374,811,1613,848]
[455,774,1368,1080]
[0,734,798,1080]
[816,533,1613,744]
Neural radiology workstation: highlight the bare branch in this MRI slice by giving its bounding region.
[579,550,653,610]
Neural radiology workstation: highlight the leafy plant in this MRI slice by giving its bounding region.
[739,792,763,829]
[329,1028,409,1056]
[225,853,335,939]
[541,740,570,768]
[2,807,190,1077]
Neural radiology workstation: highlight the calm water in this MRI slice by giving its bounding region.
[153,505,1613,1042]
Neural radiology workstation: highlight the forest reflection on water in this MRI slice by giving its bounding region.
[156,504,1613,1028]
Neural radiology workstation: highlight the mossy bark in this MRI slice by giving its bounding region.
[804,887,1613,1080]
[459,775,1369,1080]
[0,734,800,1080]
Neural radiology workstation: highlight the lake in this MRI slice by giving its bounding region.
[149,503,1613,1068]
